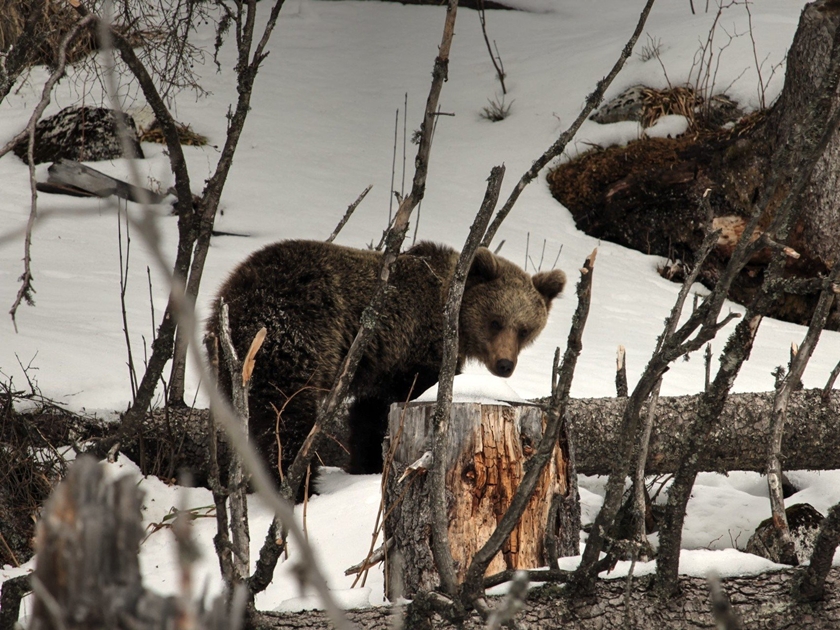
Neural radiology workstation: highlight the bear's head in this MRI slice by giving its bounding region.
[459,248,566,378]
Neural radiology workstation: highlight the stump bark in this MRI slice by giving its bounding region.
[382,402,579,599]
[27,456,241,630]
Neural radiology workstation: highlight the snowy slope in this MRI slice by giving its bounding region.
[2,0,839,618]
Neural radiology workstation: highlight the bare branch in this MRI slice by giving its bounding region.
[615,345,628,397]
[822,357,840,402]
[217,301,254,584]
[794,502,840,602]
[7,14,96,330]
[481,0,657,247]
[478,1,506,95]
[326,185,373,243]
[280,0,460,505]
[429,164,505,599]
[765,260,840,565]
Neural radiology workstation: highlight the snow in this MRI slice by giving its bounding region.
[1,0,837,620]
[645,114,690,138]
[415,373,527,405]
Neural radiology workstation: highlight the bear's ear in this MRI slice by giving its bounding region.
[468,248,500,283]
[532,269,567,305]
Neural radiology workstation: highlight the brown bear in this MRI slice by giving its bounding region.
[208,240,565,488]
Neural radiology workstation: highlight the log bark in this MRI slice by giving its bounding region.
[251,568,840,630]
[22,386,840,493]
[383,402,578,599]
[569,388,840,476]
[29,386,840,485]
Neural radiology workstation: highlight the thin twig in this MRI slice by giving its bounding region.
[7,14,96,330]
[345,538,394,577]
[326,184,373,243]
[402,92,408,199]
[117,205,139,401]
[704,343,712,392]
[389,108,398,225]
[823,357,840,402]
[478,1,506,95]
[744,0,765,109]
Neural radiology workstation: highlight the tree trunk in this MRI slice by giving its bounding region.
[383,402,579,599]
[252,568,840,629]
[760,0,840,270]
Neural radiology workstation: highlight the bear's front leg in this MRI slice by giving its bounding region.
[347,397,391,474]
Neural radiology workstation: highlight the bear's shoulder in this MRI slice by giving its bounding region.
[405,241,458,267]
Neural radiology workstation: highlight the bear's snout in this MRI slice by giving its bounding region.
[494,358,515,378]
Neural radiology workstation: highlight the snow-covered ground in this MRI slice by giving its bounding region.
[2,0,839,619]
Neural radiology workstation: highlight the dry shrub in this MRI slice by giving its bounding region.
[0,0,155,70]
[0,0,98,68]
[0,387,105,566]
[641,86,743,130]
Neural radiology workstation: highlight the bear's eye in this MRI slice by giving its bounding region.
[490,319,503,332]
[518,328,529,340]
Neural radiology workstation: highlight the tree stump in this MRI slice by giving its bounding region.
[27,456,241,630]
[382,402,579,599]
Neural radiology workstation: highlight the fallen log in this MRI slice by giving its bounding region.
[567,388,840,476]
[251,567,840,629]
[25,387,838,485]
[103,387,840,479]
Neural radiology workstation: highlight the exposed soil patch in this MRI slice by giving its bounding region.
[548,116,839,330]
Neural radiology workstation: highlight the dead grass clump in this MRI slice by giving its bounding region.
[641,86,699,128]
[641,86,743,130]
[140,119,209,146]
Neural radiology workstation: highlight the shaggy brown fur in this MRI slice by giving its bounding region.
[208,240,565,488]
